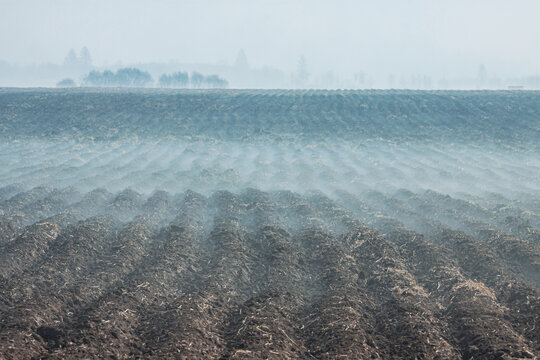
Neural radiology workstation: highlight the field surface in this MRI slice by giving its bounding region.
[0,89,539,359]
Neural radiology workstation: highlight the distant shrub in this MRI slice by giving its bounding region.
[83,68,153,87]
[115,68,153,87]
[158,71,228,89]
[158,72,189,88]
[56,78,76,87]
[190,72,204,88]
[204,74,228,88]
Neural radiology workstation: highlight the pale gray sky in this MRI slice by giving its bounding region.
[1,0,539,77]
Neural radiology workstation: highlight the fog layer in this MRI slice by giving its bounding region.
[0,89,538,201]
[1,0,539,88]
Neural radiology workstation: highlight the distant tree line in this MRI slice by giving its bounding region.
[158,71,228,88]
[83,68,153,87]
[64,68,230,88]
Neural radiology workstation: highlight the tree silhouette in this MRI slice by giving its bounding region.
[477,64,488,88]
[159,72,189,88]
[296,55,309,87]
[190,72,204,88]
[64,49,78,67]
[79,47,92,67]
[204,74,228,88]
[235,49,249,69]
[83,68,153,87]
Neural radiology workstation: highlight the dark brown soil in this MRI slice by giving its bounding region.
[0,186,538,359]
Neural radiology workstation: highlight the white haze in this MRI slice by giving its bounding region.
[0,0,539,88]
[1,140,538,201]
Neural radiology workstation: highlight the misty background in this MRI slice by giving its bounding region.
[0,0,539,88]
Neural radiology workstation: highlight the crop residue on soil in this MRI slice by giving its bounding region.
[0,89,538,359]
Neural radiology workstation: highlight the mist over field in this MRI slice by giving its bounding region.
[1,0,539,88]
[1,1,540,359]
[3,139,538,197]
[0,89,538,199]
[1,88,539,359]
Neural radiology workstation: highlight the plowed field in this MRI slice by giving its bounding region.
[0,89,538,359]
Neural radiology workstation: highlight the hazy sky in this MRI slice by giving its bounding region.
[1,0,539,77]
